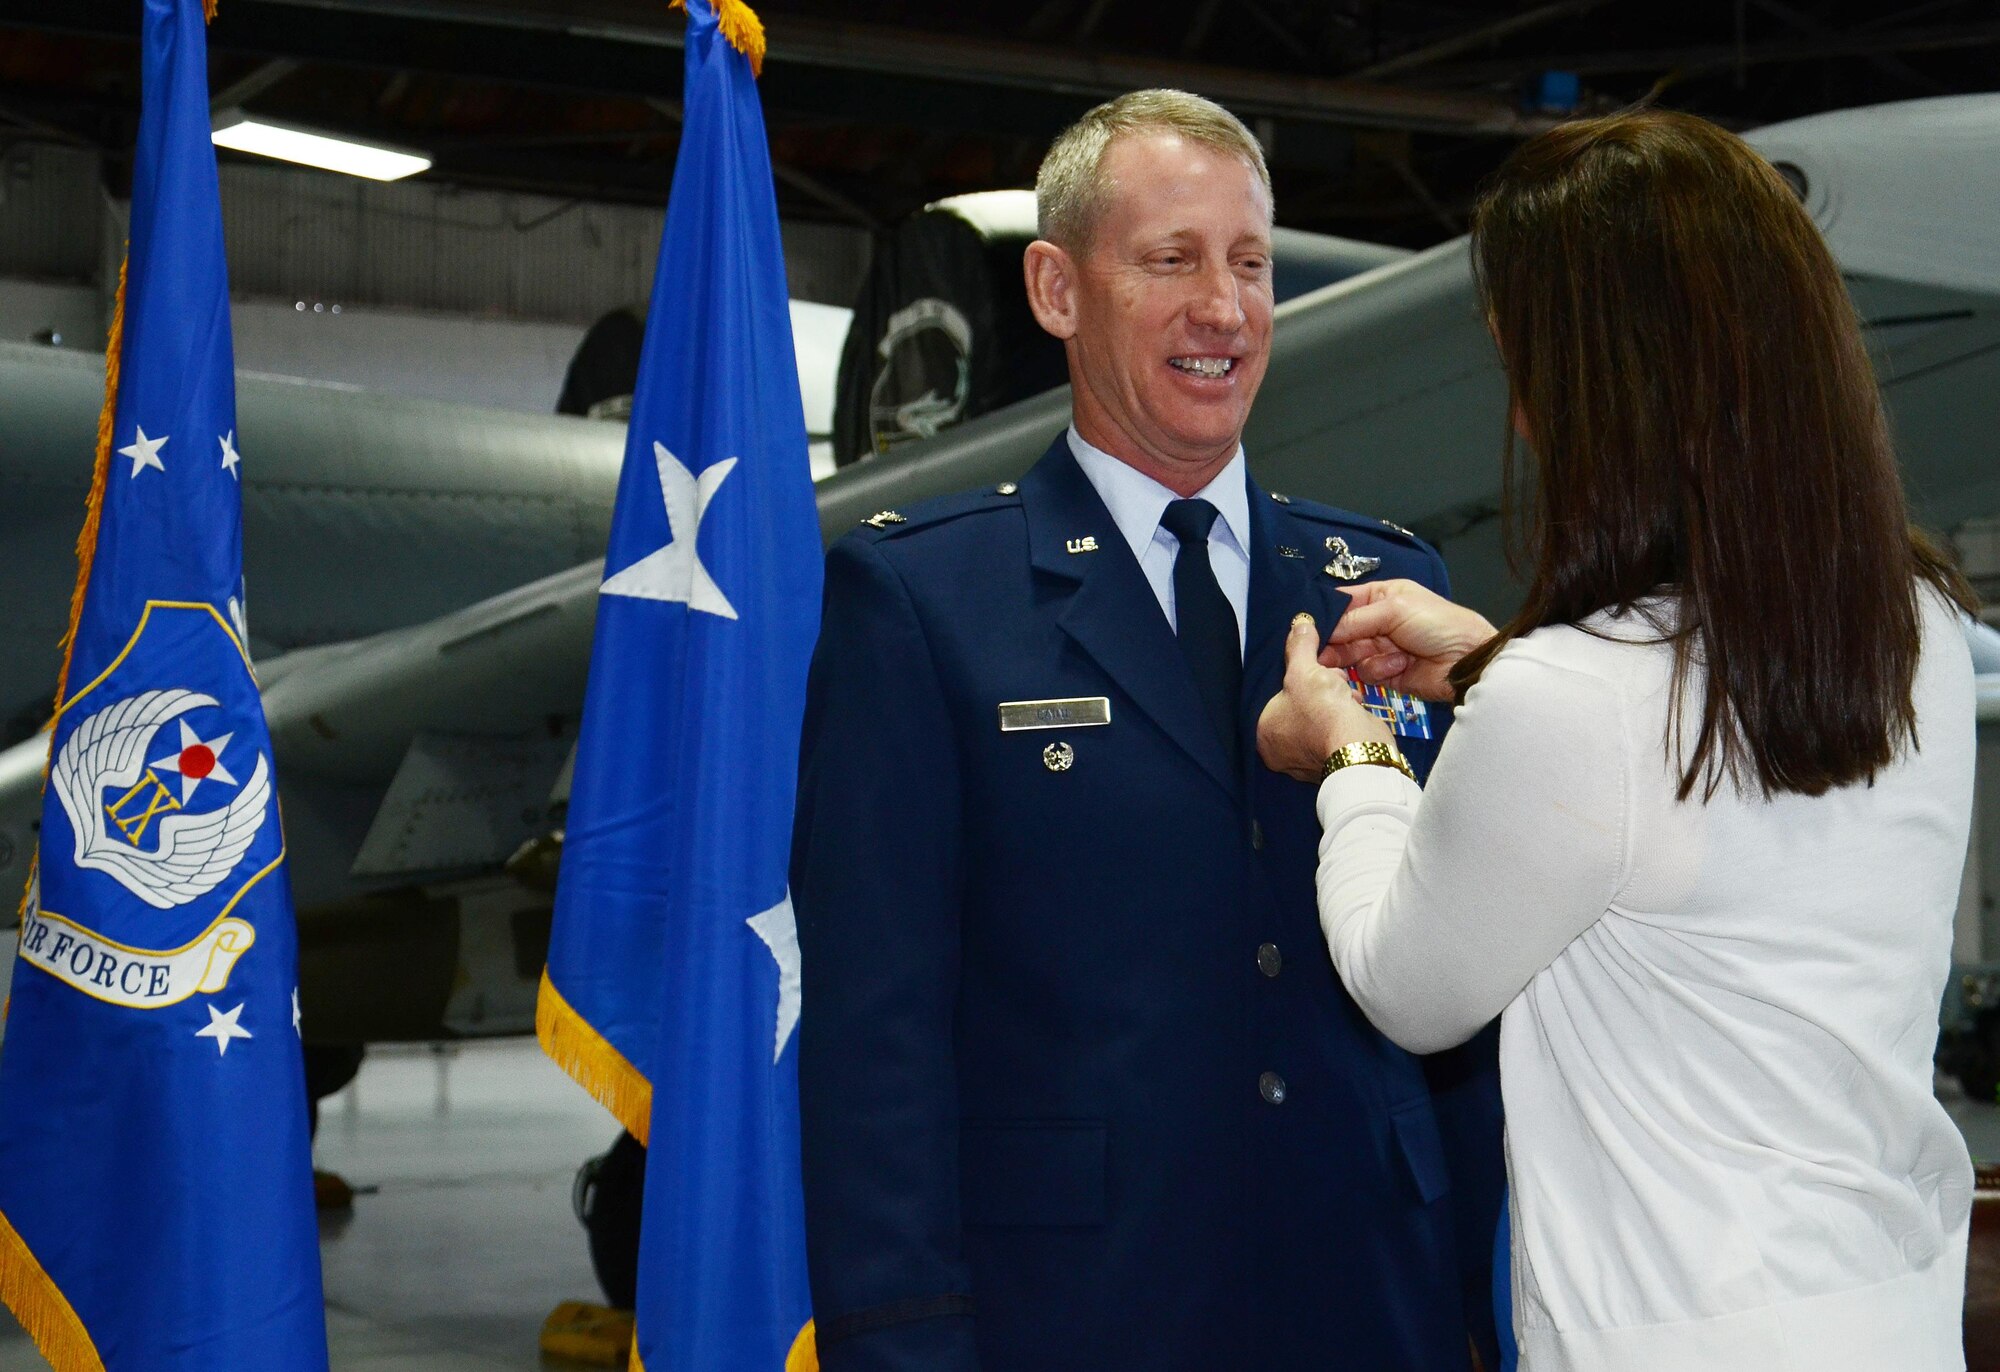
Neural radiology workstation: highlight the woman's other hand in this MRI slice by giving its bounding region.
[1258,615,1394,782]
[1320,579,1498,703]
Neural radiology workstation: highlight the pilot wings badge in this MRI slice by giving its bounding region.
[50,688,273,910]
[1323,536,1382,582]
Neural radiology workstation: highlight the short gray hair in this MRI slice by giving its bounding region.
[1036,89,1273,251]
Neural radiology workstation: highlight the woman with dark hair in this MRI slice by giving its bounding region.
[1258,108,1979,1371]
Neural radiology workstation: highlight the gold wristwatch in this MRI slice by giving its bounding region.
[1321,740,1416,783]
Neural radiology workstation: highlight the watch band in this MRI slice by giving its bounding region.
[1321,739,1416,783]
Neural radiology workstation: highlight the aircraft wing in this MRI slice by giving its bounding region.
[0,562,601,896]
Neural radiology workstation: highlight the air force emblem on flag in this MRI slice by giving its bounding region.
[53,687,271,909]
[22,601,281,1010]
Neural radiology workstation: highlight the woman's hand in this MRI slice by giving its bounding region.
[1258,614,1394,782]
[1319,579,1497,703]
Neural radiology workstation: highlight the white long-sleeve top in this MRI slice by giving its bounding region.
[1314,590,1976,1372]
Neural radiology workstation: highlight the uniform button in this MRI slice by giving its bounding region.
[1258,1071,1287,1105]
[1256,943,1283,978]
[1251,820,1265,850]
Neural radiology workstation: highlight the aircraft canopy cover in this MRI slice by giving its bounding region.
[1749,94,2000,300]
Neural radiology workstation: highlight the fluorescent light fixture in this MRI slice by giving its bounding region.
[211,109,430,182]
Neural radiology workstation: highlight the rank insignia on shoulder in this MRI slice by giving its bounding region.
[1268,492,1293,505]
[861,510,908,529]
[1380,519,1414,538]
[1346,670,1433,741]
[1276,545,1304,560]
[1323,536,1381,581]
[996,482,1019,496]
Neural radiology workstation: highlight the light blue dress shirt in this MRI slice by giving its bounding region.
[1066,426,1251,658]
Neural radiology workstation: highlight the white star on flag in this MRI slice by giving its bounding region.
[119,426,168,477]
[150,720,239,804]
[599,442,739,619]
[219,430,241,479]
[747,891,802,1064]
[196,1002,253,1057]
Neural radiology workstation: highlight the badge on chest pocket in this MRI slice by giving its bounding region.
[998,697,1110,773]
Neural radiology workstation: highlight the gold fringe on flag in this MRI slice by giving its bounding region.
[0,1211,104,1372]
[12,253,126,941]
[537,969,653,1143]
[788,1320,819,1371]
[623,1314,816,1369]
[671,0,766,77]
[55,255,126,713]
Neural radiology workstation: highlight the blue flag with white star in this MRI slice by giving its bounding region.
[537,0,819,1365]
[0,1,328,1367]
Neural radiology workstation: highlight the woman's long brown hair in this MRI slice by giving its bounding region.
[1452,108,1974,801]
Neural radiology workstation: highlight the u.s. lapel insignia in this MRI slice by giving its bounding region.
[1323,536,1381,581]
[1066,536,1099,555]
[861,510,907,530]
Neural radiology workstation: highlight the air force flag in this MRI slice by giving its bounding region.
[0,1,328,1368]
[536,0,820,1367]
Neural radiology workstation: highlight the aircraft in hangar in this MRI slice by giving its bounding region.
[0,91,1995,1064]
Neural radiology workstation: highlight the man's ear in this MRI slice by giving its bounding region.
[1024,240,1079,341]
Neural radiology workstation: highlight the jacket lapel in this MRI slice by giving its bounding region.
[1241,484,1353,755]
[1019,440,1238,800]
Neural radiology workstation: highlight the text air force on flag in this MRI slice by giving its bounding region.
[536,0,821,1368]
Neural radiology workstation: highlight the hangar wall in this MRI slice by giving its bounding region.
[0,140,869,407]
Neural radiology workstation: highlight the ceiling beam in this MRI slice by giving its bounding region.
[644,96,880,230]
[1408,18,2000,83]
[1744,0,1949,96]
[209,56,302,112]
[1348,0,1612,82]
[15,0,1549,137]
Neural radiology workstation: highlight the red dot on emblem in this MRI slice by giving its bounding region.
[180,744,216,779]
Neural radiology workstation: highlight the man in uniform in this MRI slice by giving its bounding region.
[793,89,1503,1372]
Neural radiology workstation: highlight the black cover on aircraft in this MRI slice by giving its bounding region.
[558,307,647,419]
[833,192,1059,467]
[832,190,1409,467]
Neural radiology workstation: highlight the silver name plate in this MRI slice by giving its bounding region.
[997,697,1112,732]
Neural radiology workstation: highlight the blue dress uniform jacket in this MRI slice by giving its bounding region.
[793,437,1504,1372]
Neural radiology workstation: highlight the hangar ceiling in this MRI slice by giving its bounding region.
[0,0,1997,244]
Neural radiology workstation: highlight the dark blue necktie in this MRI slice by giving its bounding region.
[1160,498,1242,770]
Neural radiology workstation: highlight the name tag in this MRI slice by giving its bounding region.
[1347,673,1433,741]
[997,697,1112,732]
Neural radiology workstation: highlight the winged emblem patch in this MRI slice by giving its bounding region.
[51,688,273,910]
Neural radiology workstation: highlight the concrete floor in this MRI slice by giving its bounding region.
[0,1038,620,1371]
[1,1048,1999,1370]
